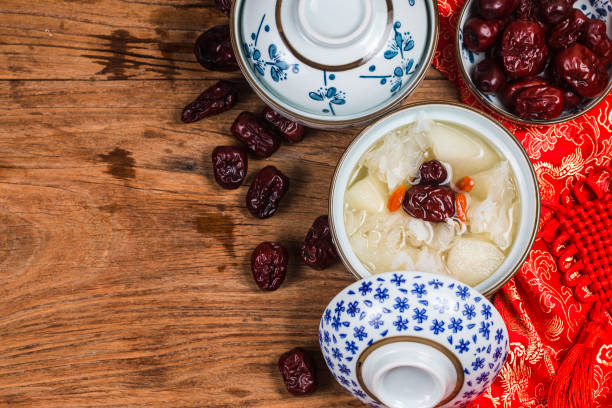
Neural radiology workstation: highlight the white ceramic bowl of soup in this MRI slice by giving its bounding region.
[329,102,540,296]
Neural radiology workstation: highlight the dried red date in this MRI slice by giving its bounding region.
[263,107,305,143]
[211,146,247,189]
[582,19,612,69]
[419,160,448,185]
[300,215,339,270]
[246,166,289,219]
[546,59,565,87]
[402,185,456,223]
[472,58,506,93]
[478,0,519,19]
[514,85,564,119]
[194,25,239,72]
[463,18,505,51]
[279,348,317,395]
[549,10,589,50]
[215,0,232,16]
[181,80,238,123]
[231,111,281,158]
[486,40,503,60]
[514,0,538,20]
[555,44,609,98]
[251,242,288,291]
[500,78,549,107]
[540,0,572,25]
[564,89,582,110]
[502,21,549,78]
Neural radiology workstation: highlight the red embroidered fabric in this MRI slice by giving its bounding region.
[431,0,612,406]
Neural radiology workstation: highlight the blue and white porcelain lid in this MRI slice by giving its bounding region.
[230,0,439,127]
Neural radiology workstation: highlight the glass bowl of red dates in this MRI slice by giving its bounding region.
[456,0,612,125]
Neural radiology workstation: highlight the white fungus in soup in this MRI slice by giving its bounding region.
[343,116,519,286]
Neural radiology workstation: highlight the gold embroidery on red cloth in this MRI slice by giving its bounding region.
[482,386,501,407]
[522,250,583,342]
[597,345,612,367]
[543,315,564,343]
[593,364,612,402]
[533,382,549,408]
[535,151,585,201]
[499,343,537,407]
[523,126,564,160]
[596,100,612,133]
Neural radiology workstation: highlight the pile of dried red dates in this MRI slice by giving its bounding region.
[463,0,612,120]
[180,1,341,394]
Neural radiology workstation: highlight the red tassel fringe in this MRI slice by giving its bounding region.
[547,344,596,408]
[547,318,604,408]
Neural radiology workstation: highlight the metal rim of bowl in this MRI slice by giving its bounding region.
[327,101,541,297]
[454,0,612,127]
[230,0,440,128]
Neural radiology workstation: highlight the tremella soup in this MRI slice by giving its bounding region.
[343,115,519,286]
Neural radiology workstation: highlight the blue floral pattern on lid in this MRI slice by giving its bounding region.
[308,71,347,116]
[319,271,509,408]
[360,22,419,95]
[244,14,300,82]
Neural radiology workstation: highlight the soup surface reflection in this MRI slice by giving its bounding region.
[343,117,519,286]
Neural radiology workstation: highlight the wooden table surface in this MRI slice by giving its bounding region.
[0,1,459,407]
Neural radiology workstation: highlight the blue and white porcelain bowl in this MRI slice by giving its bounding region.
[230,0,439,128]
[456,0,612,125]
[319,271,509,408]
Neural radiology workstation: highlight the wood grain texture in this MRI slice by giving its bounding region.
[0,1,460,407]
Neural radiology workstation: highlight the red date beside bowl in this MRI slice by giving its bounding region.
[194,25,239,72]
[246,165,289,219]
[181,80,238,124]
[215,0,232,16]
[263,107,305,143]
[279,348,317,395]
[211,146,247,189]
[300,215,339,270]
[251,242,288,291]
[231,111,281,158]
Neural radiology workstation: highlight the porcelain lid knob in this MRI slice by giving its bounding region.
[361,341,458,408]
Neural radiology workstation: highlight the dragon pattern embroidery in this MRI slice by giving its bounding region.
[431,0,612,405]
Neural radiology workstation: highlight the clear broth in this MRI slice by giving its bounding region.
[343,119,520,286]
